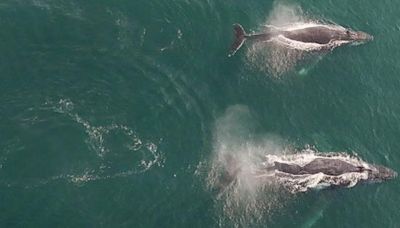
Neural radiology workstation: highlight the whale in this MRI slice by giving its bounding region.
[262,154,397,193]
[216,152,396,193]
[270,158,397,182]
[228,23,373,57]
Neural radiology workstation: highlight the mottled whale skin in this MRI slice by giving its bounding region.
[229,23,373,56]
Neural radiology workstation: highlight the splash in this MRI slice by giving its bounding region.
[266,2,307,26]
[205,105,292,226]
[245,3,328,77]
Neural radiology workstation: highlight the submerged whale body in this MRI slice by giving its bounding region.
[228,22,373,57]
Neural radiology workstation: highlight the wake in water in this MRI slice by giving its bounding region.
[51,98,165,175]
[0,98,165,189]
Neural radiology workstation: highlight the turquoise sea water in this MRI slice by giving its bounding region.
[0,0,399,227]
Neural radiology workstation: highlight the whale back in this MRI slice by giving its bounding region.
[282,26,345,44]
[302,158,359,175]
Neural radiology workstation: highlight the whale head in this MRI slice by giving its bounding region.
[342,29,374,44]
[366,165,397,182]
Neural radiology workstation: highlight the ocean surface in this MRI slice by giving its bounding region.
[1,0,399,227]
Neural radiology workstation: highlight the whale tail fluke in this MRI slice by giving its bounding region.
[228,24,247,57]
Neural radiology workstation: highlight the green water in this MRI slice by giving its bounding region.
[0,0,399,227]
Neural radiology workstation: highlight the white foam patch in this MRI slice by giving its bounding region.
[273,35,324,51]
[274,22,345,31]
[202,105,291,226]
